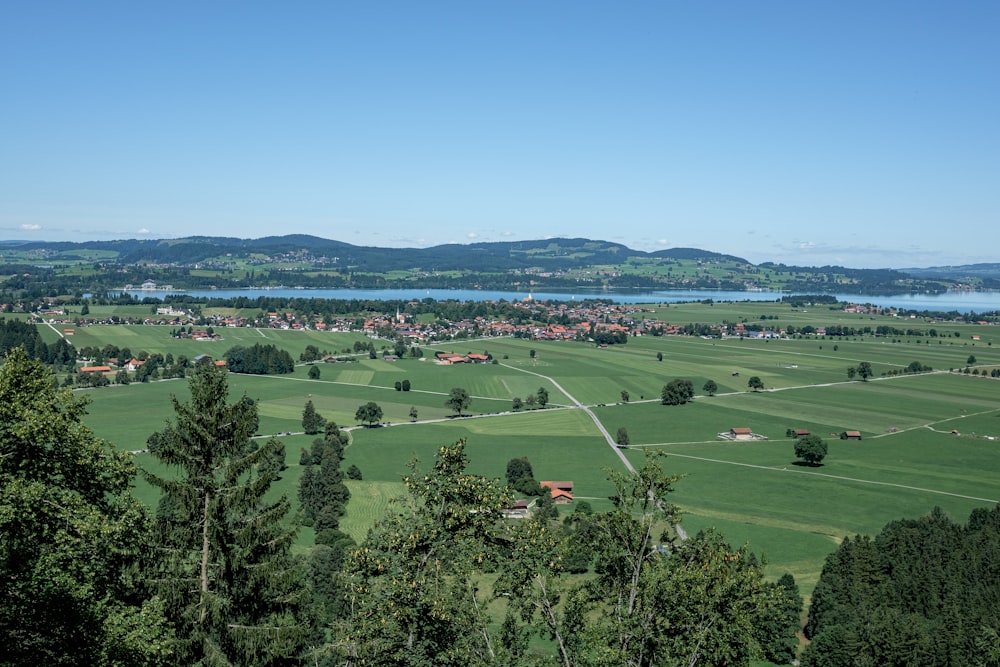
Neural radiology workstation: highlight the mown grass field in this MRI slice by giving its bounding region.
[71,301,1000,599]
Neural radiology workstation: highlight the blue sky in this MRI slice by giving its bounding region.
[2,2,997,268]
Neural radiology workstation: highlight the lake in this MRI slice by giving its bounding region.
[120,287,1000,314]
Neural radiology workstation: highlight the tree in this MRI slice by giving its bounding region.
[656,351,663,362]
[355,401,383,427]
[856,361,873,381]
[703,379,718,396]
[615,426,630,447]
[308,364,320,380]
[968,354,977,365]
[409,406,418,422]
[847,366,857,380]
[401,378,411,391]
[512,396,523,411]
[621,389,630,403]
[748,375,765,391]
[536,386,550,408]
[0,347,171,666]
[560,452,776,666]
[334,440,514,665]
[445,386,471,416]
[794,434,828,466]
[660,378,695,405]
[144,364,311,665]
[302,398,326,434]
[756,573,803,664]
[506,457,534,487]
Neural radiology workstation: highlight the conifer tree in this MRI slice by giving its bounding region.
[145,365,312,665]
[301,399,325,435]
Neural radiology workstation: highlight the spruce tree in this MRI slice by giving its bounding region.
[145,365,312,665]
[301,399,325,435]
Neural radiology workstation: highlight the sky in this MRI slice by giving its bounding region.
[1,2,997,269]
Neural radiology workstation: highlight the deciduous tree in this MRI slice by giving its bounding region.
[0,347,171,666]
[445,386,471,416]
[794,434,828,466]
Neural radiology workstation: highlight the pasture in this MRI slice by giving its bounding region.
[70,303,1000,596]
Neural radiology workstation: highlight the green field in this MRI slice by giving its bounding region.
[71,303,1000,599]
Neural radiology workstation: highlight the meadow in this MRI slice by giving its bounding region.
[67,301,1000,598]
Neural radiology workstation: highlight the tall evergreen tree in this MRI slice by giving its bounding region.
[144,365,312,665]
[302,399,325,435]
[0,347,170,665]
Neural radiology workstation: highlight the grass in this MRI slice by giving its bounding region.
[70,305,1000,598]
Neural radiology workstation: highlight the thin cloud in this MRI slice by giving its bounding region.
[20,223,42,231]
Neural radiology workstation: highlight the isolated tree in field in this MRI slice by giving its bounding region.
[355,401,383,427]
[703,379,718,396]
[0,347,170,665]
[615,426,630,447]
[302,398,326,434]
[308,363,320,379]
[409,406,418,422]
[856,361,873,381]
[748,375,765,391]
[661,378,695,405]
[145,364,311,664]
[657,351,663,362]
[847,366,857,380]
[511,396,523,411]
[794,434,828,466]
[621,389,630,403]
[967,354,977,365]
[529,349,536,360]
[445,386,471,416]
[536,386,549,407]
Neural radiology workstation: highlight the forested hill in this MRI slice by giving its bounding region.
[1,235,746,272]
[0,234,987,293]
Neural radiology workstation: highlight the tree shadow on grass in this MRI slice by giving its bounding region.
[791,460,824,468]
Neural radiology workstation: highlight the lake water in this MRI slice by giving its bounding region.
[121,287,1000,314]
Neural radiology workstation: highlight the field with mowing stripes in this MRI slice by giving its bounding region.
[71,302,1000,598]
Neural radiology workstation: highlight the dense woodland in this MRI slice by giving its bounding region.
[802,507,1000,666]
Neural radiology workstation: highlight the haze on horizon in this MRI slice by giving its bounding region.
[1,2,997,270]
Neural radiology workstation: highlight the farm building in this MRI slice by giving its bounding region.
[502,499,531,519]
[841,431,862,440]
[539,481,574,504]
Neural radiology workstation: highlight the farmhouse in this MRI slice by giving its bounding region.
[793,429,811,438]
[842,430,862,440]
[539,481,574,504]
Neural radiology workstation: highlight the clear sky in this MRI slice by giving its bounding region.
[2,2,997,269]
